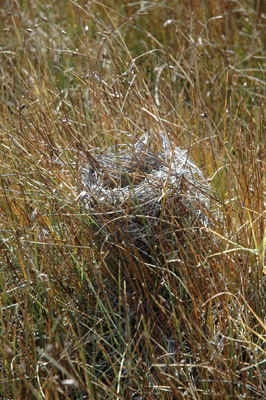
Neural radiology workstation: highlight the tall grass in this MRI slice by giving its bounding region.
[1,0,266,398]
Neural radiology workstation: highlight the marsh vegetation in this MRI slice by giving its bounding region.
[1,1,266,398]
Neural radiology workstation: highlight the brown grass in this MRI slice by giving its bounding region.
[0,0,266,399]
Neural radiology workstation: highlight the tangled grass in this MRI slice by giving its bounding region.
[80,131,212,263]
[1,1,266,399]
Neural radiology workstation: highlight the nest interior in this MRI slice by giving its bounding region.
[80,132,211,262]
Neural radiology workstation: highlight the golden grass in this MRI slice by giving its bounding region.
[0,1,266,399]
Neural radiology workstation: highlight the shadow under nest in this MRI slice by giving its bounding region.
[80,132,214,267]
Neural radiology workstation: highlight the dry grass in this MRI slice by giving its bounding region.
[0,0,266,399]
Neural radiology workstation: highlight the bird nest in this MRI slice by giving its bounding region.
[80,133,211,261]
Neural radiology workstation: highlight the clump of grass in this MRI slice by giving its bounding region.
[0,1,266,399]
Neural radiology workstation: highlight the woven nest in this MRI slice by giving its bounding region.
[80,133,211,260]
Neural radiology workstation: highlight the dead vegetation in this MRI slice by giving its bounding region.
[0,1,266,399]
[80,131,212,263]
